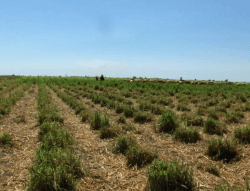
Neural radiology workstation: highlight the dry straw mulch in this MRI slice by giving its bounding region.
[0,85,39,191]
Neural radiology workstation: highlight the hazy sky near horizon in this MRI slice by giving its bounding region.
[1,0,249,81]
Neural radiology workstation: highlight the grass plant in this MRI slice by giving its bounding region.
[126,146,158,168]
[158,110,178,134]
[134,111,152,124]
[146,159,195,191]
[173,124,201,143]
[112,134,138,155]
[206,138,238,162]
[204,118,226,135]
[234,125,250,144]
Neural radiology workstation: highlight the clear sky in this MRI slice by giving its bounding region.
[1,0,249,82]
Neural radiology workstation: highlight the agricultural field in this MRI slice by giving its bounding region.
[1,76,250,190]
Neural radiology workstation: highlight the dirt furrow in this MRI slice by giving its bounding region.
[48,87,149,191]
[0,85,39,191]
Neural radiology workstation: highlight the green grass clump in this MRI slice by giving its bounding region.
[158,110,178,134]
[191,114,204,126]
[173,125,201,144]
[206,138,238,162]
[38,122,62,141]
[158,98,172,106]
[206,98,219,107]
[107,100,116,109]
[139,101,150,111]
[80,111,90,123]
[236,92,247,103]
[126,146,158,168]
[226,112,244,124]
[134,111,152,124]
[41,128,74,150]
[234,126,250,144]
[150,104,163,115]
[146,159,195,191]
[90,111,109,130]
[38,108,64,125]
[180,113,192,126]
[204,118,226,135]
[0,133,12,146]
[215,105,227,113]
[177,102,191,111]
[117,115,126,124]
[112,134,137,155]
[207,110,219,120]
[196,104,207,116]
[99,126,119,139]
[122,123,135,131]
[181,113,204,127]
[27,147,85,191]
[116,104,124,114]
[100,98,108,107]
[74,105,85,115]
[124,105,135,118]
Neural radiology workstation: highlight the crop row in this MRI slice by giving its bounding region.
[26,83,85,191]
[0,78,25,97]
[0,82,31,118]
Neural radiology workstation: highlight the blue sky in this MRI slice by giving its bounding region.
[0,0,249,82]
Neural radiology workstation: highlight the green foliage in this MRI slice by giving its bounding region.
[226,112,244,124]
[134,111,152,124]
[90,111,109,130]
[206,98,219,107]
[173,125,201,143]
[204,118,226,135]
[27,147,85,191]
[150,104,164,115]
[38,122,61,141]
[158,98,172,106]
[146,159,195,191]
[41,128,74,150]
[99,126,119,139]
[236,92,247,103]
[117,115,126,124]
[206,138,238,162]
[177,102,191,111]
[234,126,250,144]
[81,111,90,123]
[116,104,124,114]
[112,134,137,155]
[196,104,207,116]
[75,105,85,115]
[124,105,135,118]
[122,123,135,131]
[126,146,158,168]
[158,110,178,134]
[207,109,219,120]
